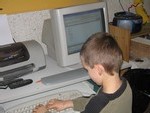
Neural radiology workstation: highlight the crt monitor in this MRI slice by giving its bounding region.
[42,2,109,67]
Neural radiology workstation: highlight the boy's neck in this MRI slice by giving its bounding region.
[102,72,122,94]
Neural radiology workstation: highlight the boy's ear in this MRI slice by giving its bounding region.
[94,64,104,75]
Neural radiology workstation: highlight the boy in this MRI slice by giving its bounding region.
[33,32,132,113]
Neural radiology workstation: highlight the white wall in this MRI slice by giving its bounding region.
[6,0,150,53]
[7,10,50,53]
[144,0,150,15]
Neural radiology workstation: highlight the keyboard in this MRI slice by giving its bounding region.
[5,90,82,113]
[41,68,89,85]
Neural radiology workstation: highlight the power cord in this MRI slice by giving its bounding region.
[119,0,125,11]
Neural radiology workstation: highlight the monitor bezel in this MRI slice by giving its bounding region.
[50,2,109,67]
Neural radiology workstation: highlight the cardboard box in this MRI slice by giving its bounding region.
[130,37,150,58]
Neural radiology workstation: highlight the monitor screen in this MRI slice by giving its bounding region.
[64,9,105,55]
[42,2,108,67]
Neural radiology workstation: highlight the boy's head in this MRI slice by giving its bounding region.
[80,32,123,75]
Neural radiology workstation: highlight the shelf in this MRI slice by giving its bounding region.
[0,0,99,14]
[109,24,130,62]
[109,23,150,60]
[131,23,150,38]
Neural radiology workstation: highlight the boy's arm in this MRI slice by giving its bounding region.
[46,95,94,112]
[73,95,94,111]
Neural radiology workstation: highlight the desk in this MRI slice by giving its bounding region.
[0,56,92,110]
[0,55,131,110]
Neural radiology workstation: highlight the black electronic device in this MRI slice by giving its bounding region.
[8,79,33,89]
[0,40,46,81]
[113,11,143,33]
[0,78,23,86]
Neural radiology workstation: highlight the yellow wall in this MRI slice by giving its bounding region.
[0,0,99,14]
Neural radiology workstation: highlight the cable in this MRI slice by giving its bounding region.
[128,3,140,12]
[119,0,125,11]
[13,38,16,43]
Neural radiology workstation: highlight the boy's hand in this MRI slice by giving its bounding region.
[46,99,73,111]
[32,104,47,113]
